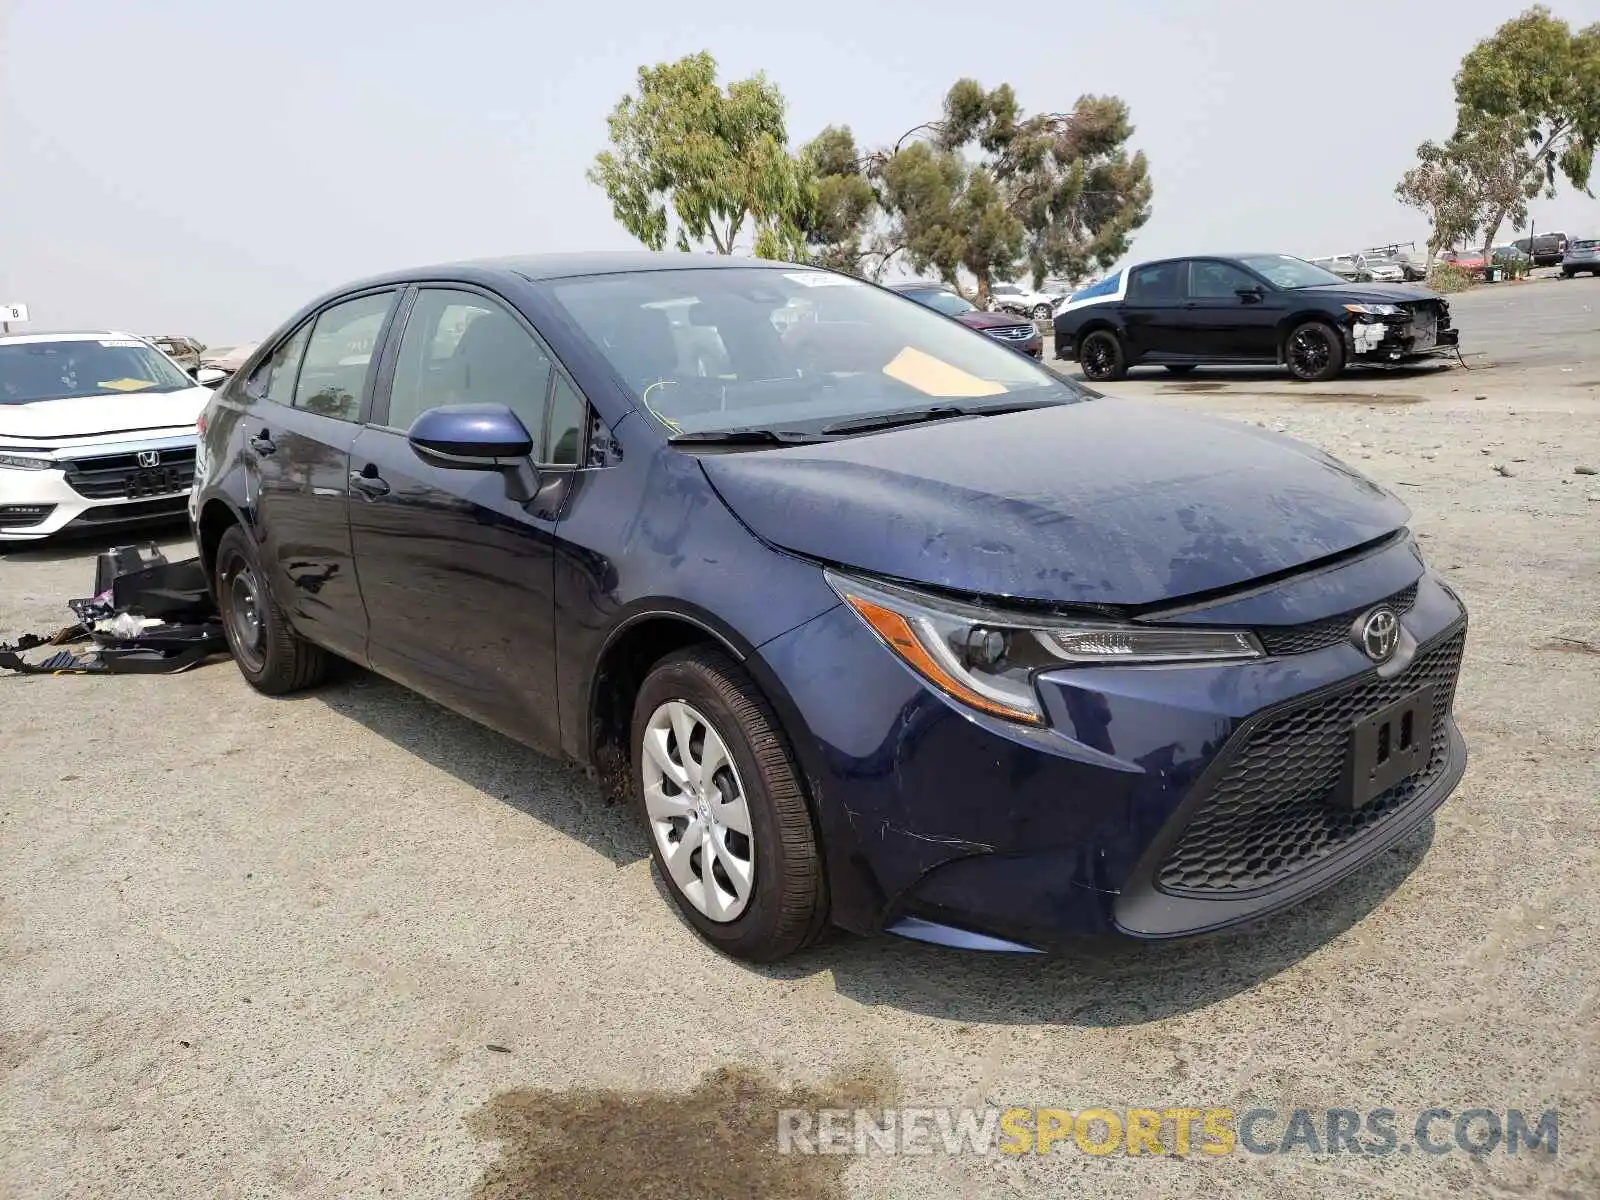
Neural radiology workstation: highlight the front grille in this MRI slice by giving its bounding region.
[0,503,55,529]
[1256,583,1418,656]
[983,325,1037,342]
[1157,626,1465,896]
[62,446,196,500]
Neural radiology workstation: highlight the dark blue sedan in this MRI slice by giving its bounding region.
[190,252,1468,961]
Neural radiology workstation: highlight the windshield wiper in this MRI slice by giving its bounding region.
[668,428,820,446]
[821,399,1062,436]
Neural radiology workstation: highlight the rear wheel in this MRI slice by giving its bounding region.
[632,646,827,962]
[1078,329,1127,382]
[214,525,328,694]
[1285,321,1344,382]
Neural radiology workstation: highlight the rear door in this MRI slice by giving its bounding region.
[1179,259,1284,359]
[243,289,399,661]
[1120,262,1188,359]
[347,285,587,753]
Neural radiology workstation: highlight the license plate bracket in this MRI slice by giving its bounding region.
[1337,686,1434,810]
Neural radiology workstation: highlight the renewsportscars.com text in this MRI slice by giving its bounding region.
[777,1106,1559,1158]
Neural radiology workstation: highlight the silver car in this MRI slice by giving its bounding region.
[1561,238,1599,278]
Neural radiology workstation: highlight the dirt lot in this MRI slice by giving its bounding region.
[3,278,1598,1198]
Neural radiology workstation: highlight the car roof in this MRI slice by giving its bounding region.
[340,251,812,292]
[0,330,144,345]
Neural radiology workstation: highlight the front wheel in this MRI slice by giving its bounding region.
[1285,321,1344,382]
[1031,303,1052,320]
[632,646,827,962]
[1078,329,1128,381]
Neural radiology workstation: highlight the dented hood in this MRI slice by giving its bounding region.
[698,398,1409,607]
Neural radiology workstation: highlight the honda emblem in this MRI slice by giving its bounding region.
[137,450,161,468]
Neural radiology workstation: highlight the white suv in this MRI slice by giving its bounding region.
[987,282,1065,319]
[0,331,213,542]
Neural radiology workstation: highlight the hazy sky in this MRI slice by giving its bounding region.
[4,0,1598,344]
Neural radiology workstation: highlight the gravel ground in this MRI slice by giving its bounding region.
[2,279,1598,1199]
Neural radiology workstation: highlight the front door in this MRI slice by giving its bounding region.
[1178,260,1284,360]
[348,286,588,754]
[243,290,399,661]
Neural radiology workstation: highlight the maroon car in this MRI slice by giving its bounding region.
[888,282,1043,358]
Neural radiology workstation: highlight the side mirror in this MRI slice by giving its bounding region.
[1236,286,1263,303]
[196,367,226,387]
[408,403,534,468]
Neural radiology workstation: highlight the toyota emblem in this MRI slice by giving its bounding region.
[1357,607,1400,662]
[137,450,161,468]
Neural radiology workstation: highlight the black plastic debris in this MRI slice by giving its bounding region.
[0,542,227,676]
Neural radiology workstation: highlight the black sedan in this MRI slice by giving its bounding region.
[1053,254,1460,382]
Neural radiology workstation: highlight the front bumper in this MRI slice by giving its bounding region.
[1347,311,1459,364]
[757,566,1467,952]
[0,431,197,541]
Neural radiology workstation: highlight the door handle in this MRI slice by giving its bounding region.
[248,431,277,455]
[349,468,390,499]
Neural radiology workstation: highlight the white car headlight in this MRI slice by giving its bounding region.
[826,570,1264,725]
[1345,303,1403,316]
[0,452,53,471]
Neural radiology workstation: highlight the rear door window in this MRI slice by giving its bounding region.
[1129,263,1184,303]
[250,323,311,406]
[293,292,397,422]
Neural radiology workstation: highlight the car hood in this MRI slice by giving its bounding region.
[955,310,1034,330]
[698,398,1410,607]
[0,387,210,440]
[1297,282,1442,303]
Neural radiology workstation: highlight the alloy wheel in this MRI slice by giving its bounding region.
[1081,334,1116,379]
[640,700,756,922]
[1288,327,1332,378]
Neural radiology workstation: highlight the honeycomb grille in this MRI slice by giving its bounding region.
[1157,626,1464,896]
[1255,583,1419,657]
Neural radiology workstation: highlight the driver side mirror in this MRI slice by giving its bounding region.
[1236,286,1264,304]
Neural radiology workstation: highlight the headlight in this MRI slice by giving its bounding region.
[1345,303,1402,316]
[0,452,53,471]
[826,570,1264,726]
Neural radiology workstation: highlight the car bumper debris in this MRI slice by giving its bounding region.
[0,542,226,676]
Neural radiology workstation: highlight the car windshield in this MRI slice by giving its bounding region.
[0,338,193,405]
[1239,255,1349,289]
[909,289,977,316]
[1574,239,1598,250]
[544,267,1088,437]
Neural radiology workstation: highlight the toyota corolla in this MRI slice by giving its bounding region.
[190,252,1468,961]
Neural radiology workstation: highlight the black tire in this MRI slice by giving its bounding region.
[213,524,328,694]
[1284,320,1344,382]
[1164,364,1197,375]
[1078,329,1127,381]
[1031,303,1052,320]
[1562,269,1574,279]
[631,646,827,962]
